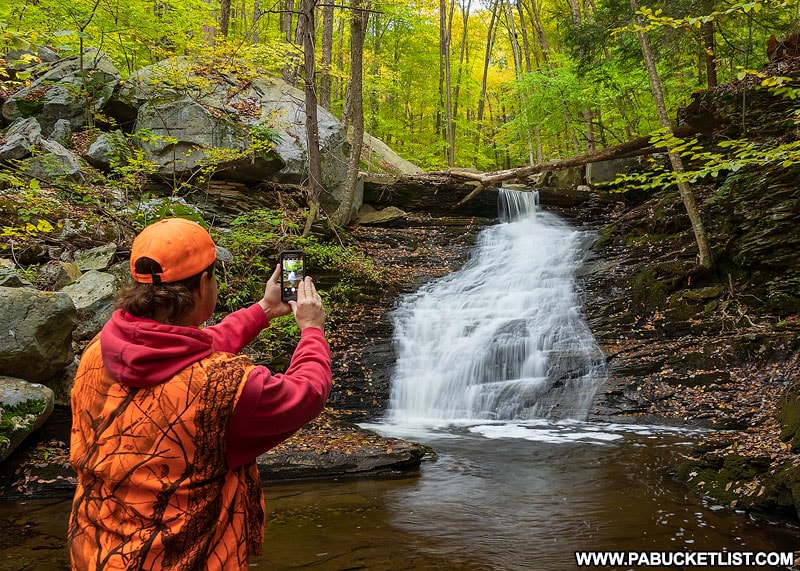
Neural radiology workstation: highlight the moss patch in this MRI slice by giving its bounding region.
[0,399,47,432]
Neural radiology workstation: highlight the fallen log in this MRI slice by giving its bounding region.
[416,124,699,207]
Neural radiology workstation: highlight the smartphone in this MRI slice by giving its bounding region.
[279,250,305,301]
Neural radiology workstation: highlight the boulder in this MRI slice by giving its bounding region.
[74,243,117,272]
[0,376,55,463]
[357,205,407,225]
[362,133,423,175]
[60,270,119,341]
[0,117,42,161]
[37,261,82,291]
[585,157,640,186]
[113,58,351,212]
[0,287,76,383]
[18,138,84,182]
[83,131,126,170]
[49,118,73,148]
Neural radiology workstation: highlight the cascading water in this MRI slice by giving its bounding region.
[387,188,607,424]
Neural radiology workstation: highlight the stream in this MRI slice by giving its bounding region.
[1,190,798,569]
[1,427,798,570]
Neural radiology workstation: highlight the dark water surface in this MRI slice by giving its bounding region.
[1,421,798,570]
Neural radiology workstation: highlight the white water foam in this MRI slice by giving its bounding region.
[386,189,607,425]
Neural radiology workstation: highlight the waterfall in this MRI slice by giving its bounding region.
[387,188,606,424]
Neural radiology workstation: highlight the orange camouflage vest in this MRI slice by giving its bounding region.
[69,338,265,571]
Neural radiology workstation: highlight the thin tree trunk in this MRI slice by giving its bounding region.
[202,0,216,45]
[367,17,382,134]
[282,0,297,86]
[526,0,549,63]
[299,0,324,236]
[219,0,231,36]
[251,0,261,43]
[503,0,534,165]
[452,0,471,153]
[515,0,532,72]
[439,0,456,166]
[631,0,713,269]
[320,2,334,109]
[334,0,370,226]
[702,0,717,87]
[477,0,499,126]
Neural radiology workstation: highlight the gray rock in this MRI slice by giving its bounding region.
[60,270,118,341]
[362,133,422,175]
[45,357,79,408]
[118,59,351,212]
[38,261,82,290]
[17,137,84,182]
[49,118,73,148]
[74,243,117,272]
[58,218,91,245]
[357,205,407,225]
[83,131,126,171]
[0,259,33,288]
[0,287,76,382]
[0,376,55,463]
[585,157,640,186]
[0,117,42,161]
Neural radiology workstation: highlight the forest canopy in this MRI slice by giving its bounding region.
[1,0,798,171]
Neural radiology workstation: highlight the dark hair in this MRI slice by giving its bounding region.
[115,257,216,323]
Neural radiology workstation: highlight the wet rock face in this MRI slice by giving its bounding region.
[777,382,800,449]
[708,166,800,313]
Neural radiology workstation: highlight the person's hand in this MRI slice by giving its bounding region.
[258,265,292,320]
[290,276,325,331]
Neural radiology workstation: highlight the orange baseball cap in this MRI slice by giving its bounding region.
[130,218,232,284]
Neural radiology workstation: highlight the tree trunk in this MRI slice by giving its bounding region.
[251,0,261,43]
[439,0,455,166]
[201,0,217,45]
[503,0,534,165]
[452,0,471,150]
[515,0,533,73]
[320,2,334,110]
[630,0,713,269]
[702,0,717,87]
[219,0,231,36]
[300,0,324,236]
[477,0,499,127]
[526,0,550,63]
[334,0,370,226]
[282,0,298,86]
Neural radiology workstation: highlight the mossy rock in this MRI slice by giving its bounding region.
[777,381,800,449]
[628,268,667,313]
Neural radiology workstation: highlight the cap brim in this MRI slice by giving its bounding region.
[215,245,233,263]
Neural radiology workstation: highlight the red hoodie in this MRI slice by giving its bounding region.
[99,303,332,468]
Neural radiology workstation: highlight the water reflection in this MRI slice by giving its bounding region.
[1,423,797,570]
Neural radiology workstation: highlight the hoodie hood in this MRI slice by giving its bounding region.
[100,310,214,387]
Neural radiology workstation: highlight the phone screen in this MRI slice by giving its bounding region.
[280,251,305,301]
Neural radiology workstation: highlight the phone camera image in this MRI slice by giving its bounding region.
[280,251,305,301]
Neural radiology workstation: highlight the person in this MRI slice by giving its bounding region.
[68,218,331,571]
